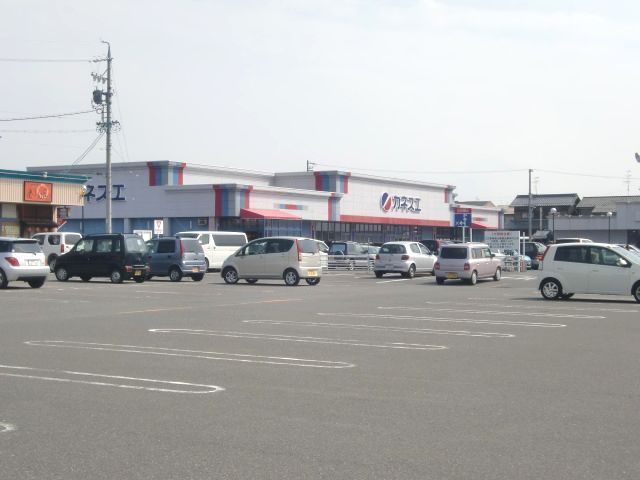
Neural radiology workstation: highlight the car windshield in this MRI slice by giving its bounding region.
[611,245,640,263]
[440,247,467,259]
[11,241,41,253]
[125,237,147,253]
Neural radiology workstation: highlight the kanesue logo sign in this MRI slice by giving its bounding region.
[380,192,422,213]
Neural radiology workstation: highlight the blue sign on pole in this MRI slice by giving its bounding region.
[454,213,471,227]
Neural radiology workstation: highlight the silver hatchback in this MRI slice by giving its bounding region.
[0,237,49,288]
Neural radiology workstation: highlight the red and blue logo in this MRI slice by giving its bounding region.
[380,192,393,212]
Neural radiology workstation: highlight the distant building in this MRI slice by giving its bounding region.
[507,194,580,240]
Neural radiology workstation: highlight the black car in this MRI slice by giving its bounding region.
[54,233,149,283]
[523,241,547,270]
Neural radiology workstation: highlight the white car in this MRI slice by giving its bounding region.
[374,241,436,278]
[32,231,82,272]
[175,231,247,271]
[0,237,49,288]
[538,242,640,302]
[221,236,322,286]
[314,240,329,271]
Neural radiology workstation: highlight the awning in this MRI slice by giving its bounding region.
[240,208,302,220]
[470,221,496,229]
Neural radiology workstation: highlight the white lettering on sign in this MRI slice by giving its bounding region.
[380,192,421,213]
[485,230,521,252]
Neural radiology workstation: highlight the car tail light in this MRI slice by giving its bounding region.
[5,257,19,267]
[179,240,185,258]
[375,254,380,260]
[60,243,65,253]
[295,239,302,261]
[539,246,550,270]
[125,265,132,272]
[464,262,470,271]
[434,261,440,270]
[401,255,410,261]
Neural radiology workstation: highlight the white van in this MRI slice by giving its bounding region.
[175,231,247,271]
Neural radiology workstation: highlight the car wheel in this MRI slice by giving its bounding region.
[436,277,445,285]
[48,254,57,272]
[80,275,92,282]
[110,269,124,284]
[407,264,416,279]
[633,282,640,303]
[245,278,258,284]
[305,278,321,285]
[28,278,46,289]
[493,268,501,281]
[284,269,300,286]
[55,266,69,282]
[204,258,210,272]
[134,277,145,283]
[468,271,478,285]
[169,267,183,282]
[540,279,562,300]
[0,269,8,289]
[375,271,384,278]
[560,293,574,300]
[222,267,239,284]
[192,274,204,282]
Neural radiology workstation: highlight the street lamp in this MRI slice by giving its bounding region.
[549,207,557,243]
[80,185,87,235]
[607,211,613,243]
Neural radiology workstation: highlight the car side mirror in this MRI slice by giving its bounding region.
[490,253,495,258]
[618,258,630,268]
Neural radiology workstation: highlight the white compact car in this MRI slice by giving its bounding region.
[374,241,436,278]
[32,231,82,272]
[0,237,50,288]
[538,243,640,302]
[221,236,322,286]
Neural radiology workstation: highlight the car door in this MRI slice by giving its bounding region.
[551,245,590,293]
[63,238,93,276]
[154,239,176,275]
[88,237,116,276]
[409,243,425,272]
[263,238,294,277]
[418,243,435,271]
[234,239,267,277]
[586,246,633,294]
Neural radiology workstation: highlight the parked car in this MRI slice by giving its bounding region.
[0,237,49,289]
[145,237,207,282]
[175,231,247,271]
[434,242,502,285]
[32,231,82,272]
[555,238,593,244]
[54,233,149,284]
[420,239,454,256]
[503,249,532,270]
[362,244,380,270]
[524,241,546,270]
[328,241,369,270]
[221,236,322,286]
[374,241,436,278]
[538,243,640,302]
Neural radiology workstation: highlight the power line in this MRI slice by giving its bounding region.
[0,57,92,63]
[63,133,105,173]
[0,110,95,122]
[0,129,94,134]
[313,161,527,175]
[537,169,640,181]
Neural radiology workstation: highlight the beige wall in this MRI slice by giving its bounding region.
[0,178,84,206]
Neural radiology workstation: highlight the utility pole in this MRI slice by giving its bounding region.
[528,169,533,240]
[93,41,119,233]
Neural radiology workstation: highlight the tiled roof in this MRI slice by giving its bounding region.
[577,196,640,214]
[510,194,579,208]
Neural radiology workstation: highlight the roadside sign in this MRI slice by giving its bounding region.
[153,219,164,235]
[454,213,471,227]
[485,230,520,252]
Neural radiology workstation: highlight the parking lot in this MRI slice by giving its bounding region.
[2,271,640,479]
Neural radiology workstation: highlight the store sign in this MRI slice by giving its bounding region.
[380,192,422,213]
[84,184,126,202]
[24,181,53,203]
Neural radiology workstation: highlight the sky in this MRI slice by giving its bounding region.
[2,0,640,205]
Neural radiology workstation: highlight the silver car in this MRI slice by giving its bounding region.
[374,241,436,278]
[0,237,49,288]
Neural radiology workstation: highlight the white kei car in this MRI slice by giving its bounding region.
[0,237,50,288]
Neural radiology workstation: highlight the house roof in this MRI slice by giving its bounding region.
[577,196,640,214]
[510,194,579,208]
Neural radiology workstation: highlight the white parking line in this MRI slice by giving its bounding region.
[243,320,514,338]
[378,306,600,319]
[0,364,223,394]
[376,279,410,284]
[463,299,638,313]
[324,312,566,328]
[24,341,354,369]
[0,422,16,433]
[148,328,448,351]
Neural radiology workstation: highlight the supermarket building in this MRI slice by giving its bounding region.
[26,161,502,243]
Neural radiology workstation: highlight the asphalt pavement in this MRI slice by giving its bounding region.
[1,271,639,479]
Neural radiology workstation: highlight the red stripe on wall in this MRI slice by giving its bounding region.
[244,188,251,209]
[314,172,323,191]
[343,175,349,194]
[177,162,186,185]
[214,187,222,217]
[328,198,333,220]
[147,161,157,186]
[444,189,448,203]
[339,214,450,227]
